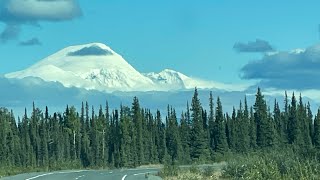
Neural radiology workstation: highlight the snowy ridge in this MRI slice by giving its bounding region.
[6,43,248,92]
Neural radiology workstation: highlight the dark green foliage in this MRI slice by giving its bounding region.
[159,162,180,177]
[240,97,250,152]
[179,112,191,164]
[119,106,130,167]
[190,88,210,162]
[274,100,284,144]
[166,107,182,163]
[288,93,301,145]
[208,92,215,153]
[254,88,276,148]
[249,106,257,149]
[226,109,236,150]
[131,97,144,166]
[214,97,228,154]
[155,110,166,164]
[300,99,312,149]
[314,109,320,148]
[1,87,319,177]
[233,99,250,153]
[223,150,320,180]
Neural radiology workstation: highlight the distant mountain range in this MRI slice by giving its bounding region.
[5,43,247,92]
[2,43,319,117]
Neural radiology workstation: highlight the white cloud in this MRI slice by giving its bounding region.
[0,0,82,42]
[241,44,320,90]
[6,0,82,21]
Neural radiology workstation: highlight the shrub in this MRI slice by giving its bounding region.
[159,163,180,177]
[202,166,215,177]
[189,164,200,174]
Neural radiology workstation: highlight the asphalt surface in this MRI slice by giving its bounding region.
[1,163,226,180]
[1,168,161,180]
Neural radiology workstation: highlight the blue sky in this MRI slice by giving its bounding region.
[1,0,320,86]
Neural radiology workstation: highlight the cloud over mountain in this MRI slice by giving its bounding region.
[68,45,113,56]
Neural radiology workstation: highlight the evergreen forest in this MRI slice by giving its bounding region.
[1,88,320,178]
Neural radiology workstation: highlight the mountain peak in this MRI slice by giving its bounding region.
[6,42,156,92]
[160,69,189,79]
[161,69,178,73]
[5,43,235,92]
[68,42,111,49]
[67,45,113,57]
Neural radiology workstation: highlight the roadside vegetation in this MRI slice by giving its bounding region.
[159,163,224,180]
[223,148,320,179]
[159,149,320,180]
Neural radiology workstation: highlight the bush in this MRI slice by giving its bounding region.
[189,164,200,174]
[202,166,216,177]
[159,163,180,177]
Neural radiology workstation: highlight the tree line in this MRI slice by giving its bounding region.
[0,88,320,171]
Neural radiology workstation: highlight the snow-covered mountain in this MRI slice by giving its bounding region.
[5,43,246,92]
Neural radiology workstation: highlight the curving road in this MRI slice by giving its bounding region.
[1,168,161,180]
[1,163,225,180]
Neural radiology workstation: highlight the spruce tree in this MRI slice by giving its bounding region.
[297,95,312,149]
[254,88,276,148]
[313,109,320,148]
[80,102,90,167]
[147,110,157,164]
[225,113,233,150]
[214,97,228,154]
[288,92,303,146]
[236,100,250,153]
[90,106,98,166]
[227,108,236,150]
[155,110,166,164]
[307,103,314,146]
[274,100,284,144]
[0,108,11,167]
[132,97,143,166]
[179,112,191,164]
[166,107,182,164]
[96,105,106,167]
[281,91,289,144]
[190,88,210,161]
[208,92,215,153]
[39,117,49,168]
[242,97,250,152]
[119,105,130,167]
[249,106,257,149]
[104,101,110,166]
[65,106,80,162]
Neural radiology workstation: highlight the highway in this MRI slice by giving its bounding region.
[1,168,162,180]
[1,163,226,180]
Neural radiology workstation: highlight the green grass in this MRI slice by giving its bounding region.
[222,149,320,180]
[0,167,44,178]
[158,148,320,180]
[158,163,225,180]
[0,160,84,178]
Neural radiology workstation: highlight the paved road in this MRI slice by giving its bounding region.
[1,168,161,180]
[1,163,225,180]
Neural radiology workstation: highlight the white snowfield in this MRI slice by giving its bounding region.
[6,43,248,92]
